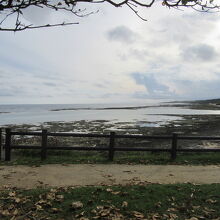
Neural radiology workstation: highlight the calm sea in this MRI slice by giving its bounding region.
[1,101,220,126]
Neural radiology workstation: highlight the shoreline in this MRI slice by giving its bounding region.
[2,114,220,152]
[1,99,220,152]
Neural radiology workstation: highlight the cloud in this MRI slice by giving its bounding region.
[106,25,138,44]
[156,12,219,46]
[131,73,170,96]
[130,70,220,100]
[171,77,220,99]
[22,6,51,25]
[181,44,218,62]
[93,83,107,88]
[1,5,220,104]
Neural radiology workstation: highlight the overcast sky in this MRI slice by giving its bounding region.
[1,2,220,104]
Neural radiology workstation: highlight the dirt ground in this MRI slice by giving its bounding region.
[0,164,220,189]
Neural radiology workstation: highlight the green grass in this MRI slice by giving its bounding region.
[1,149,220,166]
[0,184,220,219]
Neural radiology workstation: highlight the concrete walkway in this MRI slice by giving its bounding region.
[0,164,220,189]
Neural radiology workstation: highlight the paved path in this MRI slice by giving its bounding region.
[0,164,220,189]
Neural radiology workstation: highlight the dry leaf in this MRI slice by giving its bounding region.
[204,207,215,212]
[132,211,145,218]
[71,201,83,209]
[111,191,120,195]
[206,199,217,204]
[106,188,113,192]
[75,211,85,218]
[122,201,128,208]
[14,197,21,203]
[12,209,19,216]
[46,192,56,200]
[1,210,10,216]
[51,207,60,213]
[185,217,198,220]
[8,192,16,197]
[192,206,200,210]
[35,204,43,211]
[167,208,177,212]
[56,194,64,202]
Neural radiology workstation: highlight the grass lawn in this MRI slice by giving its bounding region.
[1,150,220,166]
[0,184,220,219]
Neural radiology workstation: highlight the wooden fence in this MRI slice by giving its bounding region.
[1,128,220,161]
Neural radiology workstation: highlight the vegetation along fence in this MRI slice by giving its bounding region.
[1,128,220,161]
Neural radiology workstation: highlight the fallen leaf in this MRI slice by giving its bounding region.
[111,191,120,195]
[71,201,83,209]
[1,210,10,216]
[35,204,43,211]
[14,197,21,203]
[167,208,177,212]
[185,217,198,220]
[132,211,145,218]
[106,188,113,192]
[122,201,128,208]
[8,191,16,197]
[206,199,217,204]
[51,207,61,213]
[12,209,19,216]
[56,194,64,202]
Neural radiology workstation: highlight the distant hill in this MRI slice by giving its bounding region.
[195,98,220,105]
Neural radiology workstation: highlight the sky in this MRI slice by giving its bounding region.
[1,1,220,104]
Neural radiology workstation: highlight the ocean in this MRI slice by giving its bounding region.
[1,101,220,126]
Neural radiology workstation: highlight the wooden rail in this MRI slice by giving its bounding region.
[1,128,220,161]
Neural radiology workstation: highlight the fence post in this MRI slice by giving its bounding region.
[109,132,115,161]
[0,128,2,160]
[41,129,48,160]
[171,132,178,160]
[5,128,11,161]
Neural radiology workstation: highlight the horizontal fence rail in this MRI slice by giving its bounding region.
[1,128,220,162]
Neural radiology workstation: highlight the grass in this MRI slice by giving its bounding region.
[0,184,220,219]
[1,149,220,166]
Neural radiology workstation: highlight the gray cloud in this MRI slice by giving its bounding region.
[131,73,170,96]
[144,12,220,53]
[181,44,218,62]
[93,83,107,88]
[130,49,149,59]
[0,89,14,97]
[23,6,51,25]
[130,70,220,100]
[123,48,149,61]
[106,26,138,44]
[100,93,120,98]
[171,77,220,99]
[1,7,220,104]
[43,82,57,87]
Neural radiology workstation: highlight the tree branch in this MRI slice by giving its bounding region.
[0,0,219,31]
[0,22,79,32]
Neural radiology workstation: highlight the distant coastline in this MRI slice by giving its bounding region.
[50,103,188,112]
[1,98,220,126]
[50,105,154,111]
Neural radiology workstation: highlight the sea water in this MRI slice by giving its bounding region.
[1,101,220,126]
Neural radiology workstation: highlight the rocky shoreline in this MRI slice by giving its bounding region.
[1,99,220,150]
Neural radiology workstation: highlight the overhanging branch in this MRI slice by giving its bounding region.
[0,0,219,31]
[0,21,79,31]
